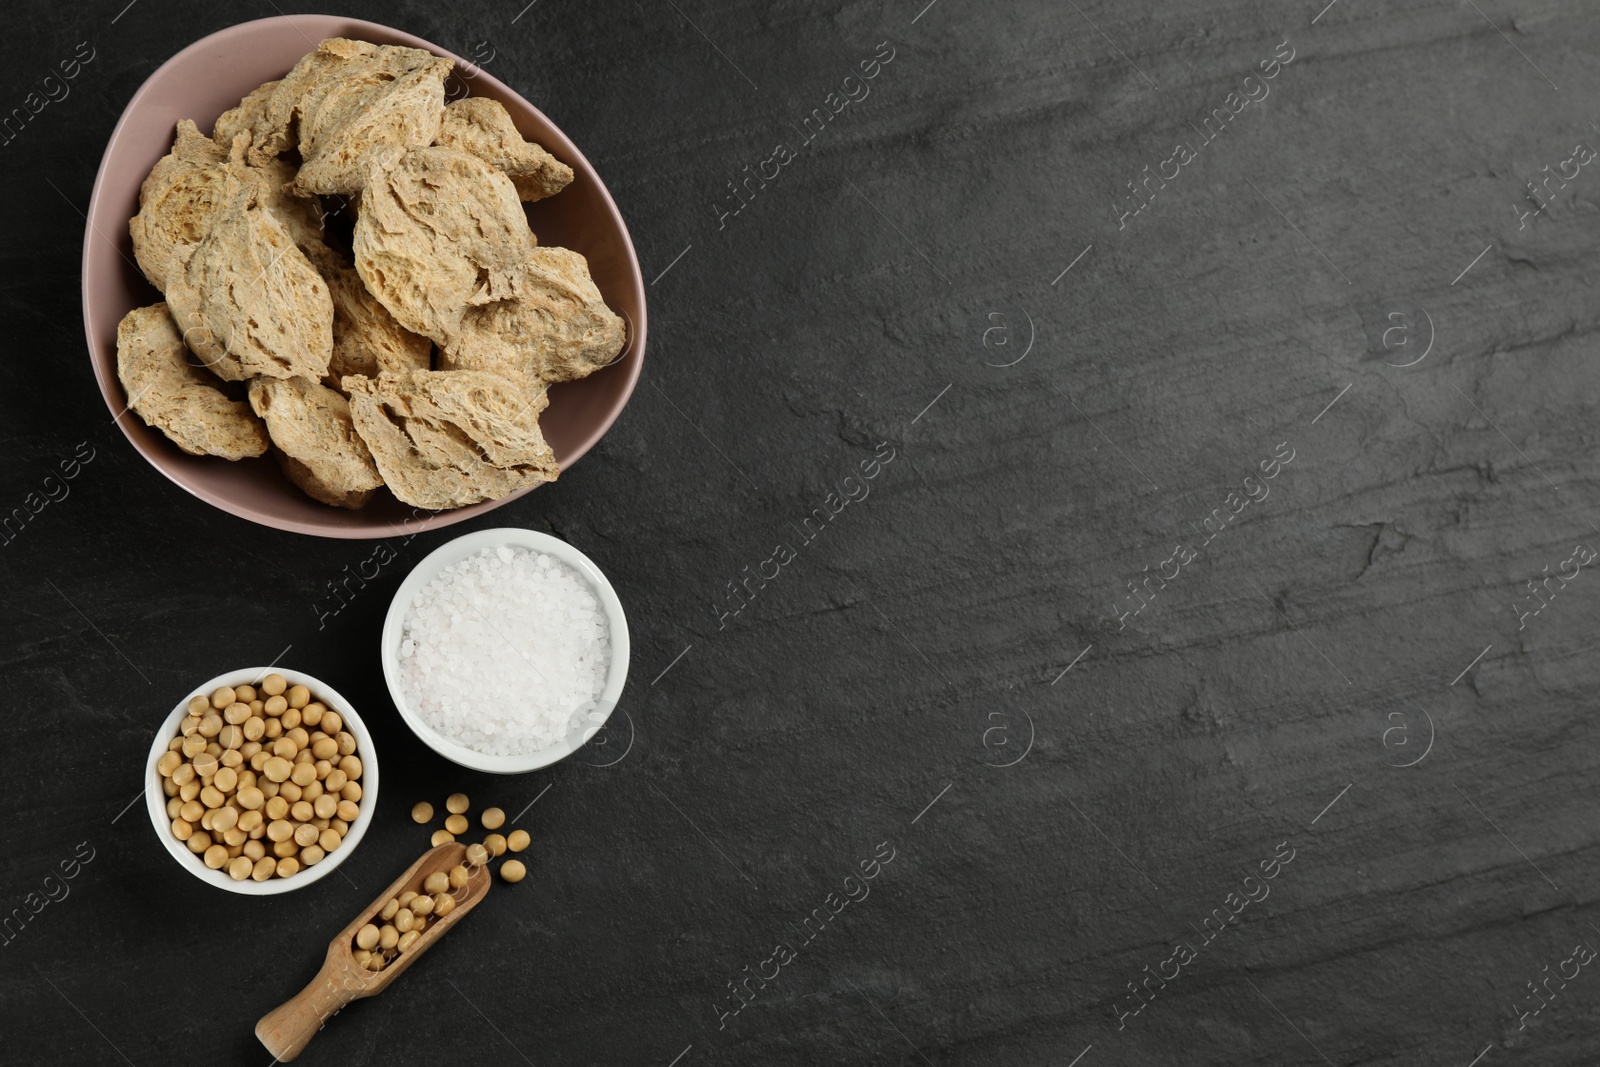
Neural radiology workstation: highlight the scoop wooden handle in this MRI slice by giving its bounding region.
[255,956,364,1063]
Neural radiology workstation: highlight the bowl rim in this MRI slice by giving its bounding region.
[82,14,647,539]
[380,526,630,774]
[145,666,378,895]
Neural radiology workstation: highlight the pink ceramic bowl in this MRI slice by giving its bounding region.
[83,16,646,539]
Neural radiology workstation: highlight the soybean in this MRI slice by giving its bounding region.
[160,678,363,883]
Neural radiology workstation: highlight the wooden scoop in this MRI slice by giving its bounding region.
[256,842,492,1062]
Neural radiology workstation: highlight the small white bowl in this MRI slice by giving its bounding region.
[381,527,631,774]
[145,667,379,895]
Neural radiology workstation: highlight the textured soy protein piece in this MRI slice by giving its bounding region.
[130,120,323,293]
[303,240,432,385]
[440,246,627,391]
[433,97,573,202]
[162,174,334,383]
[352,146,535,347]
[247,376,383,509]
[240,38,453,196]
[342,369,558,510]
[115,303,269,461]
[210,79,279,149]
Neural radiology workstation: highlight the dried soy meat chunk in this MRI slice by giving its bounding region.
[434,97,573,202]
[115,303,268,460]
[342,369,558,510]
[240,37,452,196]
[302,240,432,384]
[352,146,535,347]
[211,79,279,150]
[130,120,322,291]
[441,247,626,390]
[163,176,334,382]
[248,376,384,509]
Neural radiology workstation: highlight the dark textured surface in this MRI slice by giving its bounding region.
[4,1,1600,1064]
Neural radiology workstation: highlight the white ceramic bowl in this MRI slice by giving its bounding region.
[145,667,378,895]
[381,528,631,774]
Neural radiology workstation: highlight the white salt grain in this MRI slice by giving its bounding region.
[398,547,611,757]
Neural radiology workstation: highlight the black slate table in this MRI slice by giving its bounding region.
[4,1,1600,1064]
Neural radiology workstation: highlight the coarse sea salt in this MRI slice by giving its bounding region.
[398,546,610,757]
